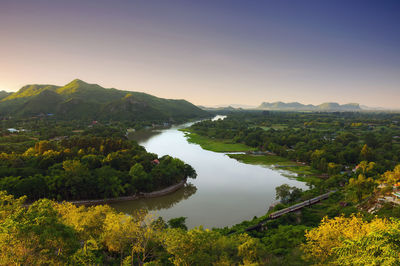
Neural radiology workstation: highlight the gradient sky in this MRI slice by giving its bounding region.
[0,0,399,108]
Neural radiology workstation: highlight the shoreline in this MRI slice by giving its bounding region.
[61,178,188,206]
[181,130,321,181]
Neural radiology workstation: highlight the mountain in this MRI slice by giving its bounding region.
[0,79,208,121]
[205,104,257,109]
[0,91,11,101]
[258,101,362,111]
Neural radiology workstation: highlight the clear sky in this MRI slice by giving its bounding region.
[0,0,399,108]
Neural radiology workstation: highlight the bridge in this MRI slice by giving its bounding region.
[245,190,337,232]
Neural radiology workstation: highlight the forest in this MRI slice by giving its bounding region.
[0,135,196,201]
[2,111,400,265]
[184,111,400,264]
[189,111,400,174]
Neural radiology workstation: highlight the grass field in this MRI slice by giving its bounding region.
[227,154,320,178]
[180,129,256,152]
[181,128,321,182]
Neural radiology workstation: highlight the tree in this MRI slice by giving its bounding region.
[95,166,124,198]
[360,144,373,161]
[356,161,377,177]
[129,163,152,192]
[102,211,140,261]
[327,162,341,175]
[129,210,164,265]
[262,225,309,256]
[378,164,400,194]
[63,160,91,199]
[35,140,53,154]
[161,227,266,265]
[346,174,376,203]
[0,196,79,264]
[302,215,400,265]
[275,184,303,204]
[168,217,188,230]
[380,164,400,186]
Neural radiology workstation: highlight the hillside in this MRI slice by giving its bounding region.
[258,101,361,111]
[0,91,11,101]
[0,79,208,121]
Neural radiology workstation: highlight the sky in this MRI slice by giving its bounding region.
[0,0,399,108]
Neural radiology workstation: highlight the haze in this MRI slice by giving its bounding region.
[0,0,399,108]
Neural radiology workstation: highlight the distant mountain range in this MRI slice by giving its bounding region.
[200,101,390,112]
[258,101,363,111]
[0,79,208,121]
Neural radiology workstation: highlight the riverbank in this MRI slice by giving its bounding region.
[181,129,320,181]
[227,154,320,178]
[65,178,187,206]
[111,117,308,228]
[180,129,256,152]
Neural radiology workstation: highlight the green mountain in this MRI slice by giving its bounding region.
[0,91,11,101]
[0,79,208,121]
[258,101,361,111]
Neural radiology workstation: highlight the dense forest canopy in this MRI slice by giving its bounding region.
[2,110,400,264]
[189,111,400,173]
[0,191,269,265]
[0,136,196,201]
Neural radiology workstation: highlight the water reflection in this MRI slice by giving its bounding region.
[113,116,307,229]
[128,129,161,143]
[110,183,197,213]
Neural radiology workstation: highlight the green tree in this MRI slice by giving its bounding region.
[129,163,152,192]
[346,174,376,203]
[0,195,79,264]
[275,184,302,204]
[168,217,188,230]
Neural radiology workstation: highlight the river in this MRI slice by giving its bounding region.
[109,117,307,229]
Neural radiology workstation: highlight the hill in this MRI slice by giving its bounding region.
[258,101,362,111]
[0,79,208,121]
[0,91,11,101]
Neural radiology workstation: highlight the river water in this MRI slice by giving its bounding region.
[109,117,307,229]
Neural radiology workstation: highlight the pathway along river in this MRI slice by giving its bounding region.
[109,116,307,229]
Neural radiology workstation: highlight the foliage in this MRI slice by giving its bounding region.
[275,184,303,204]
[188,111,400,177]
[167,217,188,230]
[0,136,196,201]
[346,174,376,203]
[302,215,400,265]
[0,193,79,264]
[161,227,267,265]
[0,191,270,265]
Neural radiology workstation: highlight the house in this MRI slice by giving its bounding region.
[151,159,160,165]
[50,136,68,141]
[7,128,19,133]
[393,192,400,200]
[352,164,360,172]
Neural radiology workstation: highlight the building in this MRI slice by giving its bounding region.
[7,128,19,133]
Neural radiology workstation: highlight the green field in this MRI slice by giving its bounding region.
[181,129,256,152]
[181,128,320,179]
[227,154,320,178]
[227,153,290,164]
